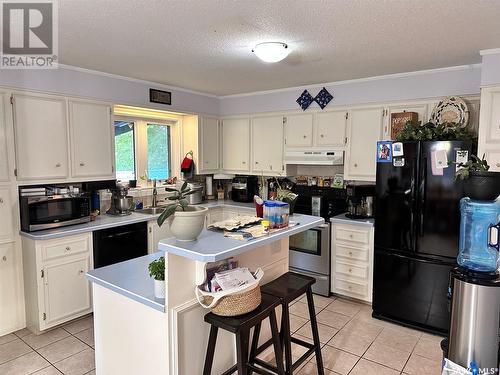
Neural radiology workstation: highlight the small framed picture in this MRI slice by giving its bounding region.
[377,141,393,163]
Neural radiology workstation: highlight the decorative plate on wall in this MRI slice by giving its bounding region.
[430,96,469,127]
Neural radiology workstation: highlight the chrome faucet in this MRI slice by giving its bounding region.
[152,179,158,208]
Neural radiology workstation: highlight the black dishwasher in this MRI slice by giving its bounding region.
[93,222,148,268]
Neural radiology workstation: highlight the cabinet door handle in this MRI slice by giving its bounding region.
[496,163,500,168]
[0,198,3,204]
[354,163,358,167]
[320,134,324,138]
[255,161,259,164]
[55,163,61,168]
[349,234,353,238]
[303,135,307,139]
[2,256,6,261]
[79,270,85,275]
[65,246,71,251]
[79,162,85,167]
[242,161,246,165]
[270,165,272,170]
[349,251,353,256]
[349,268,352,273]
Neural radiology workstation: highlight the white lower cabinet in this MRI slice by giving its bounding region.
[43,256,91,326]
[331,223,374,303]
[148,220,172,253]
[22,233,92,332]
[0,242,25,336]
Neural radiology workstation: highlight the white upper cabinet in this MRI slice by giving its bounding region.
[345,107,384,181]
[0,187,14,243]
[12,93,69,180]
[284,113,313,147]
[69,100,114,178]
[0,94,9,182]
[200,117,220,172]
[251,115,284,175]
[221,117,250,172]
[315,110,347,147]
[383,104,429,139]
[478,86,500,148]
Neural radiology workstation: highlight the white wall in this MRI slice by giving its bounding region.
[480,49,500,86]
[0,65,219,116]
[219,65,482,116]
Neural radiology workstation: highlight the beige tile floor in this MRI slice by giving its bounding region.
[0,296,444,375]
[0,315,94,375]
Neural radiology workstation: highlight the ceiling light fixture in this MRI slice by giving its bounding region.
[252,42,289,63]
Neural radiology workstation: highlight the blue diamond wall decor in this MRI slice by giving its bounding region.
[296,90,314,111]
[314,87,333,109]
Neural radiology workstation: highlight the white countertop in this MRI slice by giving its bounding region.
[330,213,375,227]
[20,200,255,240]
[158,214,324,262]
[86,252,166,312]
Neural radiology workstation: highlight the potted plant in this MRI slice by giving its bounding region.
[455,154,500,201]
[148,256,165,299]
[274,178,298,214]
[157,181,208,241]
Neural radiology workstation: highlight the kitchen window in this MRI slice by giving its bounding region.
[114,121,136,181]
[114,119,174,182]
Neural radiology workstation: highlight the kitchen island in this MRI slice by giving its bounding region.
[86,213,323,375]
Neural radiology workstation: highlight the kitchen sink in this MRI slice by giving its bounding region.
[135,207,167,215]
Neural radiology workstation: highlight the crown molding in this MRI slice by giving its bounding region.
[480,48,500,56]
[58,63,219,98]
[220,64,482,99]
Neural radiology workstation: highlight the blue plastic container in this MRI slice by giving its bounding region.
[458,198,500,272]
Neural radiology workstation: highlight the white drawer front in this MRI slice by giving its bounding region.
[334,278,368,298]
[334,226,370,245]
[336,244,368,262]
[42,235,90,262]
[336,261,368,280]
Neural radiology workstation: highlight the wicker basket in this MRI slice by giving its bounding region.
[195,268,263,316]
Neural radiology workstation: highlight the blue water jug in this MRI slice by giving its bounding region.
[458,198,500,272]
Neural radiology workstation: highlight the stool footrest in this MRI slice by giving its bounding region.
[221,364,237,375]
[250,359,283,375]
[290,336,314,350]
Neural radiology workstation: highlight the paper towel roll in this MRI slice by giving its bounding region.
[206,176,213,196]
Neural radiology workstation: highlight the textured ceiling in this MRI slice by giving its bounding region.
[58,0,500,96]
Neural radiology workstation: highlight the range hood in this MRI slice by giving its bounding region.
[285,149,344,166]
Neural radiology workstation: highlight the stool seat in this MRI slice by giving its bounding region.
[205,294,281,333]
[260,272,314,303]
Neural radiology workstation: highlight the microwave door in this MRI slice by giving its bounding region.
[25,197,89,231]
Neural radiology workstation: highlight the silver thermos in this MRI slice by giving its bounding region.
[448,268,500,374]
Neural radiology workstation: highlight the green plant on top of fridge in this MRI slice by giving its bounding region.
[396,121,476,142]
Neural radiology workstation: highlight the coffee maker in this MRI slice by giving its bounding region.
[231,176,259,203]
[346,183,376,219]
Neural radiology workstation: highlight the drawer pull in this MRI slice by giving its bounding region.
[349,234,353,238]
[80,162,85,167]
[354,163,358,167]
[55,163,61,168]
[320,134,324,138]
[348,285,352,290]
[2,256,6,261]
[349,268,352,273]
[303,135,307,139]
[349,251,353,256]
[65,246,71,251]
[242,161,246,164]
[0,198,3,204]
[496,163,500,168]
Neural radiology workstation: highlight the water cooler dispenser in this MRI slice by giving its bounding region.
[447,198,500,374]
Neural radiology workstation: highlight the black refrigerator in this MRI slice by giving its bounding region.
[372,140,473,334]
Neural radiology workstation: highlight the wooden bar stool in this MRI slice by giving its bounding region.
[203,293,286,375]
[259,272,324,375]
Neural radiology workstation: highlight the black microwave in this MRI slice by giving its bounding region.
[20,194,91,232]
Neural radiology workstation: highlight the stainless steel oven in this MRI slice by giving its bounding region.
[289,185,347,296]
[20,194,91,232]
[289,223,331,296]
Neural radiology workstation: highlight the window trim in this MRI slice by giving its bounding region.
[114,116,179,182]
